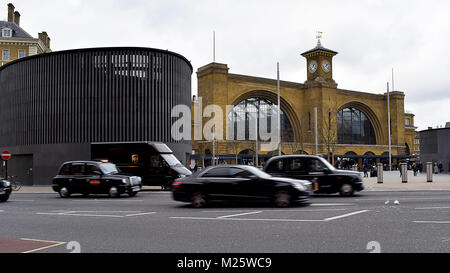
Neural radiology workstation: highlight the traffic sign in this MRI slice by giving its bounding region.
[1,150,11,160]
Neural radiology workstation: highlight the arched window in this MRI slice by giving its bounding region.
[230,97,294,142]
[337,108,376,144]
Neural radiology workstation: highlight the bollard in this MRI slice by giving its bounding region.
[352,164,358,172]
[377,163,383,183]
[426,162,433,182]
[401,163,408,183]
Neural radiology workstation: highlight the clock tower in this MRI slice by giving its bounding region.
[301,38,338,86]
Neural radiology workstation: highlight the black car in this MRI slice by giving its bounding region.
[52,161,143,198]
[264,155,364,196]
[172,165,312,208]
[0,179,12,202]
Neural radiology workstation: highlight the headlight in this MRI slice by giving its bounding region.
[293,183,306,191]
[3,180,11,187]
[122,178,129,184]
[178,174,186,178]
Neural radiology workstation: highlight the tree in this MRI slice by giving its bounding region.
[227,140,241,164]
[320,100,339,164]
[196,141,209,167]
[287,114,309,154]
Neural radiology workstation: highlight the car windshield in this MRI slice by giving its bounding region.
[99,163,120,174]
[244,166,272,179]
[161,154,183,167]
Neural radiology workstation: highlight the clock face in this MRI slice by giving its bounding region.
[322,60,331,73]
[309,61,318,73]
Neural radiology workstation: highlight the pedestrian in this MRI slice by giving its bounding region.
[363,159,368,178]
[412,163,417,176]
[438,161,443,173]
[399,162,402,177]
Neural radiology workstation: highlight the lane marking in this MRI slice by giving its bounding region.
[170,217,325,222]
[415,207,450,210]
[36,210,157,218]
[217,211,262,219]
[20,238,66,253]
[414,221,450,224]
[323,210,369,221]
[356,197,450,201]
[125,212,156,217]
[9,200,35,202]
[37,212,124,218]
[52,210,141,213]
[310,203,354,206]
[202,209,347,213]
[71,199,144,202]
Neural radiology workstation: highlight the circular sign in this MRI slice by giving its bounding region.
[1,151,11,160]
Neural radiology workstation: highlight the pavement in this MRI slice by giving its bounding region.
[2,190,450,253]
[15,171,450,194]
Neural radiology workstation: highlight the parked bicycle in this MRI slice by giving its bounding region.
[6,176,21,191]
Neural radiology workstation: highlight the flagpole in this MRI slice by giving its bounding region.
[213,31,215,63]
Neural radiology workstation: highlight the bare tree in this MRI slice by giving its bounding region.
[227,140,241,164]
[320,101,339,164]
[287,114,309,154]
[196,141,209,167]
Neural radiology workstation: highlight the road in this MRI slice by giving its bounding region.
[1,190,450,253]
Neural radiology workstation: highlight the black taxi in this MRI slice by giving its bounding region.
[264,155,364,196]
[0,179,12,202]
[52,161,142,198]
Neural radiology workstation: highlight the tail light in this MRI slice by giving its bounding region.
[89,180,101,186]
[172,181,183,189]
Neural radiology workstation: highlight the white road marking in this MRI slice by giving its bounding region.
[310,203,354,206]
[125,212,156,217]
[415,207,450,210]
[414,221,450,224]
[323,210,369,221]
[172,209,368,223]
[36,210,157,218]
[10,200,35,202]
[71,199,144,202]
[202,209,347,213]
[37,212,124,218]
[0,210,4,212]
[170,216,325,222]
[217,211,262,219]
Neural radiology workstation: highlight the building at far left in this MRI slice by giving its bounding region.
[0,47,193,186]
[0,3,51,66]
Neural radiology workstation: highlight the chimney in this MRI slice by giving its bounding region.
[14,11,20,25]
[38,32,50,49]
[7,3,15,22]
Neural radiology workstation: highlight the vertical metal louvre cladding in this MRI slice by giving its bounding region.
[0,47,192,146]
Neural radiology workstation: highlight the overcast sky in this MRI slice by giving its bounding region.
[3,0,449,130]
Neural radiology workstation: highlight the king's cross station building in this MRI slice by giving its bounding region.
[192,39,417,168]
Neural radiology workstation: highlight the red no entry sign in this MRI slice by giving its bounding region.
[1,150,11,160]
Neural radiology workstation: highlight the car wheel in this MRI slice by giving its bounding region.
[59,187,71,198]
[191,192,206,208]
[109,186,120,198]
[128,191,138,197]
[339,184,354,197]
[274,191,292,208]
[0,194,9,202]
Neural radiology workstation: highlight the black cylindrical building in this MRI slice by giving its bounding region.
[0,47,192,185]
